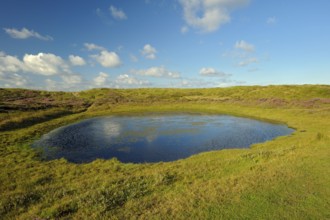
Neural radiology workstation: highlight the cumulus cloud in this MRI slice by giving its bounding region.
[133,66,181,78]
[69,55,86,66]
[199,67,231,77]
[0,72,28,87]
[0,51,84,90]
[84,43,105,51]
[115,74,150,87]
[178,0,249,33]
[94,72,109,86]
[91,50,122,68]
[237,57,258,66]
[0,51,73,75]
[4,27,53,41]
[85,43,121,67]
[0,52,25,73]
[109,5,127,20]
[235,40,255,52]
[23,53,70,76]
[141,44,157,59]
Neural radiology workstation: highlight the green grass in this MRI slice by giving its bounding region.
[0,85,329,219]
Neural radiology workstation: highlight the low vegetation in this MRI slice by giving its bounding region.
[0,85,329,219]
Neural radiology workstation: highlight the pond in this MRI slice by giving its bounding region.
[32,114,294,163]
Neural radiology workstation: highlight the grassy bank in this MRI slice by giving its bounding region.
[0,85,329,219]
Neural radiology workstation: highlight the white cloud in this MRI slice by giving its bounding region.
[133,66,181,78]
[0,72,28,87]
[23,53,70,76]
[217,80,245,87]
[94,72,109,86]
[0,52,28,87]
[178,78,211,87]
[178,0,249,33]
[237,57,258,66]
[181,26,189,34]
[85,43,121,67]
[84,43,105,51]
[267,17,277,25]
[4,27,53,41]
[60,74,82,84]
[141,44,157,59]
[115,74,150,87]
[224,41,259,68]
[0,52,25,73]
[69,55,86,66]
[235,40,254,52]
[0,51,83,76]
[175,78,220,88]
[109,5,127,20]
[0,51,84,89]
[91,50,122,68]
[199,67,231,77]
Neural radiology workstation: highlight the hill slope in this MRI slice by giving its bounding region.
[0,85,329,219]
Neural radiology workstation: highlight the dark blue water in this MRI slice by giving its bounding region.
[32,114,294,163]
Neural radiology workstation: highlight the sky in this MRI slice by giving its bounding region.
[0,0,330,91]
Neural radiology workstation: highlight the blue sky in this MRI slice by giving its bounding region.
[0,0,329,90]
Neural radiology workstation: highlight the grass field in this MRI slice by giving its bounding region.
[0,85,329,219]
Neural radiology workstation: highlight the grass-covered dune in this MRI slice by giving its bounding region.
[0,85,329,219]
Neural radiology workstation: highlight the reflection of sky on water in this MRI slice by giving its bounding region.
[99,119,121,138]
[146,134,157,143]
[32,114,294,163]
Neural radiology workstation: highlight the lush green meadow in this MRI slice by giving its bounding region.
[0,85,329,219]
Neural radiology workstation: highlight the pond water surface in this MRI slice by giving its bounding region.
[32,114,294,163]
